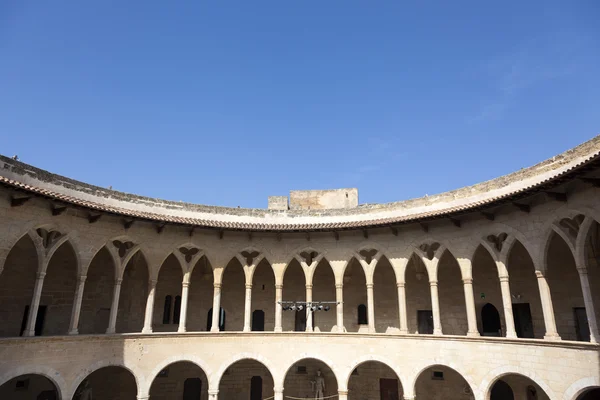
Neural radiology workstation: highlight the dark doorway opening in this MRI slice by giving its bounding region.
[20,305,47,336]
[295,310,306,332]
[252,310,265,331]
[578,388,600,400]
[183,378,202,400]
[481,303,502,336]
[490,379,514,400]
[358,304,368,325]
[251,376,262,400]
[574,307,590,342]
[417,310,433,334]
[512,303,534,338]
[379,378,400,400]
[206,307,226,331]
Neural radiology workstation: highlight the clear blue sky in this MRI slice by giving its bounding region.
[1,1,599,208]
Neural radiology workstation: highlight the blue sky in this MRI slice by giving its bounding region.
[1,1,599,208]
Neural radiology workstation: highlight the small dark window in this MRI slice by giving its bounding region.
[357,304,368,325]
[207,307,226,331]
[352,368,359,376]
[251,376,263,400]
[163,295,172,324]
[158,368,169,378]
[15,379,29,390]
[173,295,181,324]
[252,310,265,331]
[296,366,307,374]
[432,371,444,380]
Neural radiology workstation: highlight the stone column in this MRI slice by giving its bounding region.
[211,283,222,332]
[208,389,219,400]
[275,284,283,332]
[577,266,599,343]
[274,387,284,400]
[367,283,375,333]
[429,280,442,335]
[243,283,252,332]
[535,271,561,340]
[178,281,190,333]
[397,282,408,334]
[306,284,313,332]
[68,275,87,335]
[338,390,349,400]
[142,279,157,334]
[498,275,517,338]
[462,278,479,337]
[336,283,344,332]
[24,271,46,337]
[106,278,123,334]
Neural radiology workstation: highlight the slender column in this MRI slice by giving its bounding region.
[577,266,599,343]
[499,275,517,338]
[142,279,157,333]
[106,278,123,334]
[535,271,561,340]
[397,282,408,334]
[24,271,46,337]
[274,387,284,400]
[429,280,442,335]
[366,283,375,333]
[178,281,190,333]
[68,275,87,335]
[275,284,283,332]
[462,278,479,337]
[211,283,222,332]
[243,283,252,332]
[335,283,344,332]
[208,389,219,400]
[338,390,349,400]
[306,284,313,332]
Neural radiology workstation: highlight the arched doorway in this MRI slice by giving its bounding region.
[187,256,213,332]
[472,245,506,337]
[490,379,514,400]
[116,252,149,333]
[283,259,306,332]
[79,247,115,334]
[221,257,245,331]
[312,258,336,332]
[488,374,549,400]
[219,359,274,400]
[373,256,399,333]
[149,361,208,400]
[438,251,467,335]
[251,258,275,331]
[0,374,59,400]
[284,358,337,399]
[343,257,367,332]
[481,303,502,337]
[73,366,136,399]
[154,254,183,332]
[405,254,432,334]
[414,365,473,399]
[577,387,600,400]
[347,361,403,399]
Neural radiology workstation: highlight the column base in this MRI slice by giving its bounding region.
[105,328,116,334]
[210,327,220,332]
[433,329,443,335]
[68,329,79,335]
[23,330,35,337]
[399,329,409,335]
[141,327,153,334]
[505,332,517,339]
[306,327,313,333]
[467,331,480,337]
[243,327,250,332]
[544,333,561,341]
[403,396,416,400]
[177,327,186,333]
[274,327,283,332]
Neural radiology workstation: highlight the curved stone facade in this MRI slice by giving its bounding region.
[1,138,600,400]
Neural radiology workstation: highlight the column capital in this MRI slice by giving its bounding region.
[335,283,343,289]
[338,390,349,395]
[396,282,405,288]
[182,282,190,288]
[366,283,374,289]
[149,279,158,286]
[535,270,545,279]
[429,280,438,286]
[214,283,222,289]
[462,278,473,284]
[208,389,219,395]
[245,283,253,290]
[305,284,313,290]
[577,265,589,275]
[274,387,284,394]
[36,272,46,279]
[275,284,283,290]
[499,275,509,283]
[115,278,123,285]
[78,275,87,283]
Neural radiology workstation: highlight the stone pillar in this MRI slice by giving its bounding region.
[462,278,479,337]
[397,282,408,334]
[429,280,442,335]
[275,284,283,332]
[498,275,517,338]
[577,266,599,343]
[535,271,561,340]
[178,281,190,333]
[142,279,157,334]
[338,390,349,400]
[208,389,219,400]
[106,278,123,334]
[367,283,375,333]
[306,284,313,332]
[336,283,344,332]
[24,271,46,337]
[211,283,222,332]
[243,283,252,332]
[68,275,87,335]
[274,387,284,400]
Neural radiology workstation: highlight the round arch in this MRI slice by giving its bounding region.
[70,360,143,400]
[0,365,66,400]
[212,353,277,390]
[344,355,406,391]
[412,363,479,400]
[562,376,600,400]
[479,365,555,400]
[146,358,210,399]
[282,356,340,397]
